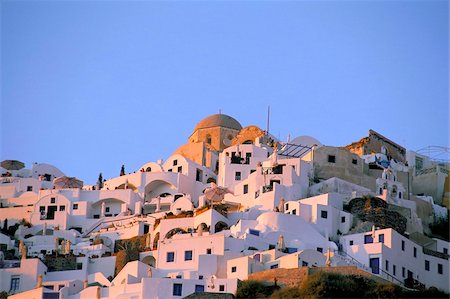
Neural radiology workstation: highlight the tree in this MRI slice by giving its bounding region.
[120,165,125,176]
[97,173,104,189]
[2,219,7,233]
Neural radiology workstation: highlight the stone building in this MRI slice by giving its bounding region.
[344,130,406,164]
[174,114,243,171]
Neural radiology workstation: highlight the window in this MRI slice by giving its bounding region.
[105,207,110,213]
[402,267,405,277]
[184,250,192,261]
[341,216,345,223]
[378,234,384,243]
[73,204,78,210]
[219,285,225,292]
[243,184,248,194]
[206,135,212,144]
[173,160,178,166]
[438,263,443,274]
[196,169,202,182]
[364,235,373,244]
[176,275,182,279]
[51,197,56,204]
[10,276,20,292]
[40,206,45,213]
[302,261,309,266]
[401,240,405,251]
[235,172,241,181]
[415,157,423,170]
[199,275,203,280]
[195,285,204,293]
[444,248,448,254]
[168,169,172,172]
[206,248,212,254]
[328,155,336,163]
[321,210,328,219]
[173,283,182,296]
[59,205,65,211]
[317,247,323,253]
[425,260,430,271]
[413,247,417,258]
[167,252,175,262]
[393,265,396,276]
[385,260,389,271]
[352,159,357,165]
[292,209,297,215]
[349,240,354,246]
[270,264,279,269]
[285,203,289,210]
[177,166,182,173]
[249,229,260,236]
[231,266,237,273]
[245,152,251,164]
[27,186,33,191]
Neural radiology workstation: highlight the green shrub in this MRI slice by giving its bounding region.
[373,282,403,298]
[236,280,275,298]
[270,286,302,298]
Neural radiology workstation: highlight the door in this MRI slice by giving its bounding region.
[407,270,413,279]
[370,258,380,274]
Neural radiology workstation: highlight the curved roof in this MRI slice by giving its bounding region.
[193,114,242,132]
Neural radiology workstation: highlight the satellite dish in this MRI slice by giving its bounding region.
[223,138,231,147]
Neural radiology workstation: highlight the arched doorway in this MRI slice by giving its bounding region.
[214,221,228,233]
[142,255,156,267]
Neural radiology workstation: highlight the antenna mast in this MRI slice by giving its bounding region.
[266,106,270,135]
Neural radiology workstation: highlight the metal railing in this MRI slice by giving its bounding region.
[336,249,405,286]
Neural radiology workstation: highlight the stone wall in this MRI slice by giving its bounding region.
[347,197,407,234]
[248,266,388,287]
[313,146,376,191]
[344,130,406,163]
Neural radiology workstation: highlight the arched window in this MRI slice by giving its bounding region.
[206,134,212,144]
[146,167,151,172]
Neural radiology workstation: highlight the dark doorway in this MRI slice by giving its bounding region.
[47,205,57,220]
[370,258,380,274]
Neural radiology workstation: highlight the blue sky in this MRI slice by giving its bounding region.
[1,0,448,184]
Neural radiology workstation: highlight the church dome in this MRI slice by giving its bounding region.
[193,114,242,132]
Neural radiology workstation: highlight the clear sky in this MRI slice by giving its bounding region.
[1,0,448,184]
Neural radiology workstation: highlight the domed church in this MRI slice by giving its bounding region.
[189,114,242,151]
[174,113,243,171]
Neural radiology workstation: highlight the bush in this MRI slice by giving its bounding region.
[373,282,403,298]
[236,280,275,298]
[299,272,362,298]
[269,271,449,299]
[271,286,302,298]
[405,286,449,298]
[20,218,32,228]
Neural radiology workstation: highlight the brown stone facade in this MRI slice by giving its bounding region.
[231,126,265,146]
[347,197,407,234]
[344,130,406,163]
